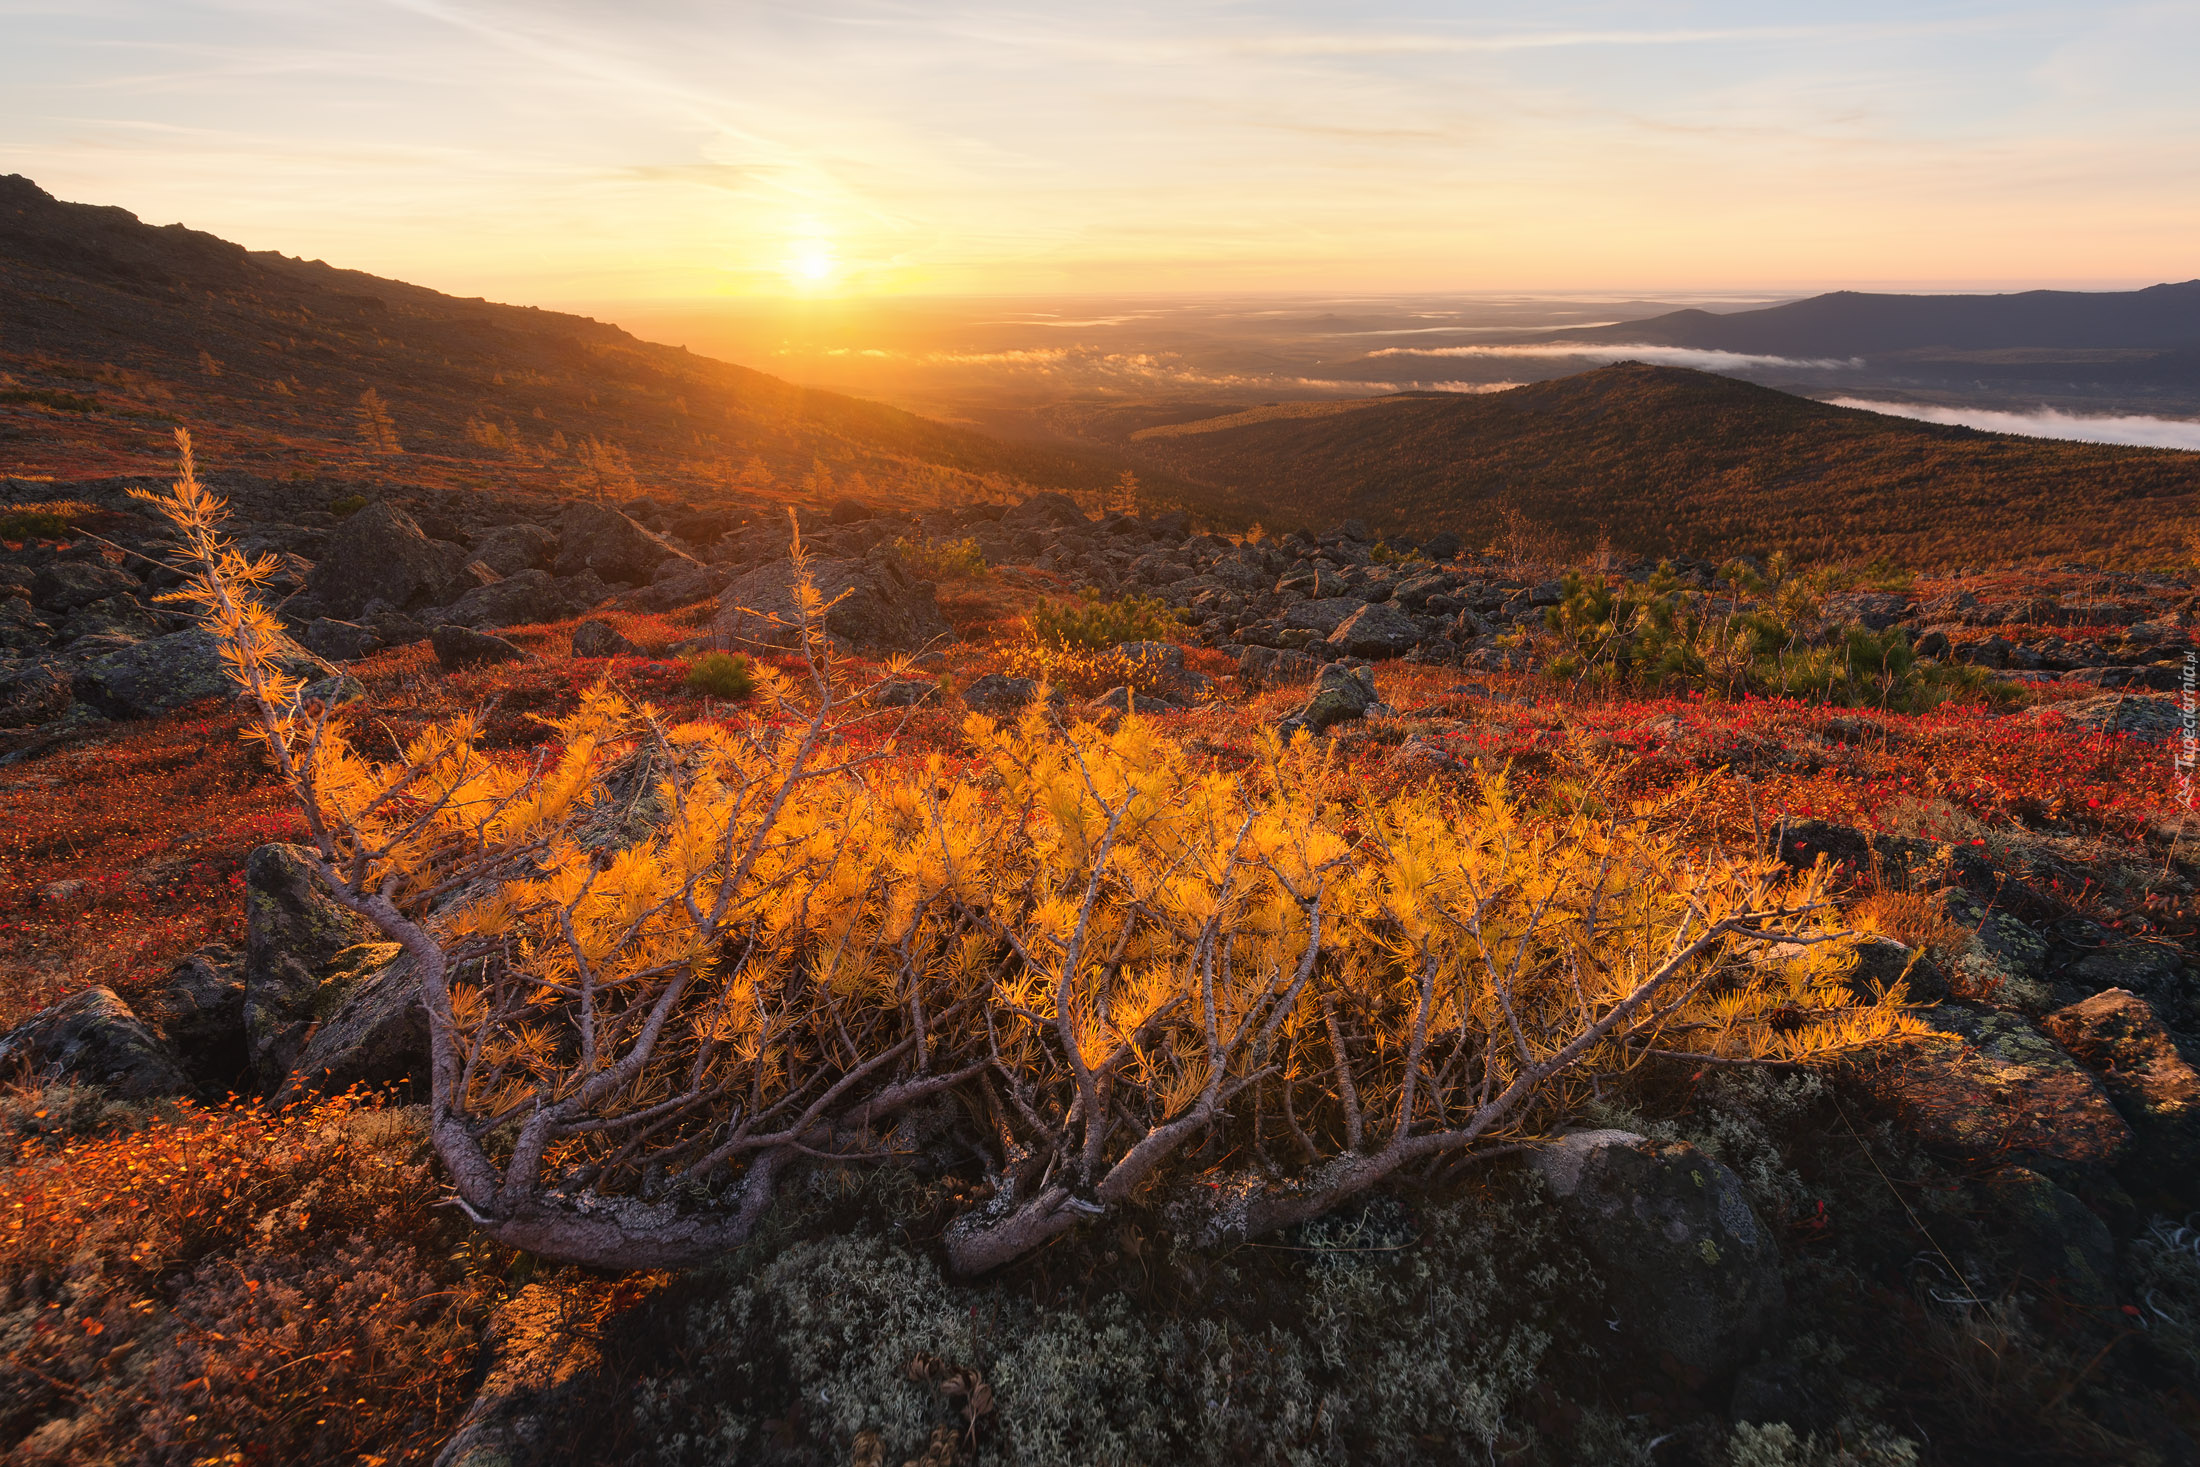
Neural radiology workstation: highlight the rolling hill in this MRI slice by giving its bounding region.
[1554,281,2200,357]
[1124,365,2200,567]
[0,175,1165,510]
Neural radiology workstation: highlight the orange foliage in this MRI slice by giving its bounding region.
[0,710,302,1027]
[1,1090,489,1465]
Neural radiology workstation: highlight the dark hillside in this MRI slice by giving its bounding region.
[1558,281,2200,356]
[1127,364,2200,566]
[0,175,1172,509]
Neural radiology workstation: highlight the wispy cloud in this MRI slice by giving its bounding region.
[1827,399,2200,451]
[1365,344,1861,371]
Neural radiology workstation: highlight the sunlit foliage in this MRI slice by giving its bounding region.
[144,434,1926,1272]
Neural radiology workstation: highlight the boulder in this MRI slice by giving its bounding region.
[0,598,54,653]
[1239,645,1319,686]
[302,617,384,662]
[608,563,732,614]
[432,624,533,671]
[0,986,191,1099]
[1281,596,1366,635]
[305,501,483,618]
[74,627,333,719]
[715,554,952,654]
[433,1284,608,1467]
[30,560,137,613]
[1530,1131,1785,1386]
[1000,493,1088,531]
[470,522,560,577]
[439,568,571,629]
[571,618,643,658]
[2041,693,2183,742]
[552,504,698,587]
[963,674,1047,715]
[2043,988,2200,1201]
[1979,1166,2119,1310]
[137,944,247,1091]
[278,950,427,1102]
[0,659,73,726]
[243,843,382,1090]
[1279,662,1379,739]
[1858,1005,2131,1165]
[869,679,939,708]
[1325,601,1422,659]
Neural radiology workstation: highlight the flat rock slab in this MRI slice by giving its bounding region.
[1859,1005,2131,1165]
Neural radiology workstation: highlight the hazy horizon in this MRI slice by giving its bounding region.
[5,2,2195,306]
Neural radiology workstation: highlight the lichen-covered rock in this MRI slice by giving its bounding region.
[470,521,560,577]
[0,986,190,1099]
[302,616,383,662]
[434,1283,607,1467]
[74,627,332,719]
[715,553,952,654]
[432,623,533,671]
[278,949,424,1102]
[30,560,137,612]
[1279,662,1378,739]
[963,673,1047,715]
[571,617,643,658]
[243,843,379,1090]
[2044,987,2200,1202]
[1325,601,1421,659]
[305,500,481,618]
[552,504,697,587]
[137,944,247,1091]
[438,568,571,629]
[1280,596,1365,635]
[1530,1130,1784,1386]
[1980,1166,2119,1309]
[1859,1005,2131,1165]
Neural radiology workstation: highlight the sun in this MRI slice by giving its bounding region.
[786,241,837,289]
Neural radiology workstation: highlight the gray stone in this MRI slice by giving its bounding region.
[243,843,382,1090]
[137,945,247,1091]
[1281,596,1366,635]
[715,553,952,654]
[0,659,73,726]
[571,617,643,658]
[30,560,137,612]
[303,617,383,661]
[1325,601,1422,659]
[1279,662,1379,738]
[75,627,332,719]
[432,623,533,671]
[278,950,427,1102]
[1980,1166,2119,1309]
[870,679,939,707]
[0,986,191,1099]
[439,568,571,629]
[1531,1131,1785,1386]
[306,501,483,618]
[552,504,697,587]
[469,522,559,577]
[963,673,1046,715]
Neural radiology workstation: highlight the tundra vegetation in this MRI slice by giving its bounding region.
[134,430,1923,1274]
[7,427,2200,1465]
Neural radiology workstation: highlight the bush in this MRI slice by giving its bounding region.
[138,427,1927,1279]
[0,499,96,542]
[327,493,369,517]
[1543,563,2008,710]
[683,651,757,699]
[1024,592,1179,651]
[891,535,989,582]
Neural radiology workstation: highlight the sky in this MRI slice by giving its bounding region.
[2,1,2196,306]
